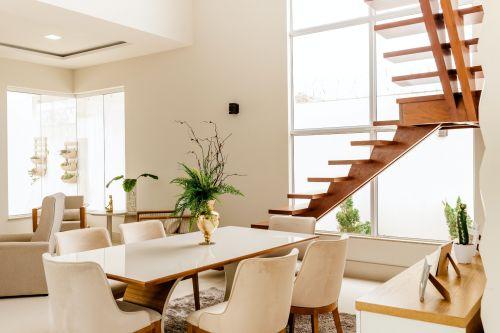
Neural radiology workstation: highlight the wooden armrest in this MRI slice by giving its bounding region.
[79,206,87,228]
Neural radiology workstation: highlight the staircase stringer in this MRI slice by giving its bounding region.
[297,124,442,220]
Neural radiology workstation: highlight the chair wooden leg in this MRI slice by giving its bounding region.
[311,312,319,333]
[288,313,295,333]
[192,273,201,310]
[332,307,343,333]
[187,323,194,333]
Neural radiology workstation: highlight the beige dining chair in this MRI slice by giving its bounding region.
[0,193,65,297]
[288,236,349,333]
[119,220,201,310]
[268,215,317,272]
[43,253,161,333]
[187,249,299,333]
[55,227,128,299]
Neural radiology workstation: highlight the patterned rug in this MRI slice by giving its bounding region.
[164,287,356,333]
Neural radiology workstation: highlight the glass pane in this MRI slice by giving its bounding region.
[292,0,369,30]
[293,133,372,233]
[293,25,370,129]
[104,92,126,211]
[377,129,474,240]
[7,92,42,215]
[77,95,105,211]
[40,95,78,197]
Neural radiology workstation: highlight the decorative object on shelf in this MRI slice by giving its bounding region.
[29,137,48,184]
[105,195,114,213]
[105,173,159,213]
[60,142,78,185]
[419,254,451,302]
[443,197,473,241]
[436,242,461,277]
[453,203,475,264]
[171,121,243,245]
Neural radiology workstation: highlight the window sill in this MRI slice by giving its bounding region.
[7,214,32,221]
[315,230,447,246]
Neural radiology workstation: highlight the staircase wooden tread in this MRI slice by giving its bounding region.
[328,159,373,165]
[308,177,352,183]
[373,120,400,126]
[268,204,310,216]
[287,193,329,200]
[364,0,419,11]
[375,5,483,39]
[392,66,482,87]
[351,140,396,146]
[384,38,479,63]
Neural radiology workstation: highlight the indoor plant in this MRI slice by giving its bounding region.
[106,173,159,212]
[453,203,475,264]
[171,121,243,245]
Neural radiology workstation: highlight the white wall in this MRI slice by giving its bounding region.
[0,57,73,232]
[73,0,289,229]
[477,1,500,331]
[39,0,193,44]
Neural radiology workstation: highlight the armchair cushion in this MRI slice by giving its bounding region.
[0,233,33,242]
[63,209,80,221]
[0,241,49,297]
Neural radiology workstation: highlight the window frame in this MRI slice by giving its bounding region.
[288,1,477,240]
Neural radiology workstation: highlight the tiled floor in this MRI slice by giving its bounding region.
[0,272,380,333]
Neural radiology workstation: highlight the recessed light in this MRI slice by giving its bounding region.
[45,34,62,40]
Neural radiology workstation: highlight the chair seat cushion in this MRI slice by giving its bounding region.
[187,301,228,327]
[109,279,127,299]
[60,221,81,232]
[116,300,162,323]
[63,209,80,221]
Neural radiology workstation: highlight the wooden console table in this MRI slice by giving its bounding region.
[356,255,485,333]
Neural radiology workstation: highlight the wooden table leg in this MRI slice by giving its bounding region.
[123,278,182,332]
[223,262,239,301]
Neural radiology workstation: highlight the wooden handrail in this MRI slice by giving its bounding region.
[419,0,457,112]
[440,0,479,122]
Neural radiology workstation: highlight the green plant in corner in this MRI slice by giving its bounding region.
[171,121,243,230]
[336,196,371,235]
[106,173,159,192]
[443,197,472,240]
[457,203,471,245]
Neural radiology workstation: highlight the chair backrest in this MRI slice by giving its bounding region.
[55,228,112,255]
[32,193,65,252]
[269,215,316,259]
[119,220,166,244]
[199,249,298,333]
[42,254,149,333]
[63,195,84,221]
[292,236,349,308]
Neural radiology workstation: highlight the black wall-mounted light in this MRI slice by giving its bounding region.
[229,103,239,115]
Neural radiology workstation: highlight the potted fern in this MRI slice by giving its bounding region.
[171,121,243,245]
[453,203,475,264]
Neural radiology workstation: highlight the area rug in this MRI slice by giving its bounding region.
[164,287,356,333]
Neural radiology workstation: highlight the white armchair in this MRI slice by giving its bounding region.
[187,249,298,333]
[43,253,161,333]
[0,193,65,297]
[289,236,349,333]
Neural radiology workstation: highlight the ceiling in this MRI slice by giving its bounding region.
[0,0,191,69]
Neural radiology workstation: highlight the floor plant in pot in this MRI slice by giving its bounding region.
[453,203,475,264]
[171,121,243,245]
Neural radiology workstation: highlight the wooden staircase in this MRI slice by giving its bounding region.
[264,0,483,226]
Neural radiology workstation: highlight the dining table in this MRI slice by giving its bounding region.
[52,226,318,328]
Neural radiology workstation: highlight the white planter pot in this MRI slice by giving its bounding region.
[453,243,475,264]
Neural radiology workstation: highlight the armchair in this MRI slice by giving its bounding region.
[33,195,86,232]
[0,193,65,297]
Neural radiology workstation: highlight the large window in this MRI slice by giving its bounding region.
[290,1,475,240]
[7,90,125,216]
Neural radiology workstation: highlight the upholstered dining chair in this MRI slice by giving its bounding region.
[0,193,65,297]
[187,249,299,333]
[119,220,201,310]
[268,215,317,272]
[288,236,349,333]
[33,195,87,232]
[55,227,128,299]
[42,253,161,333]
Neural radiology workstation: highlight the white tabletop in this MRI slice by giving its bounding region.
[53,226,317,286]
